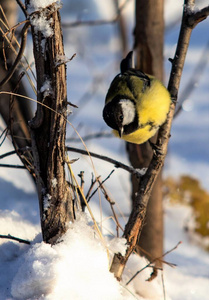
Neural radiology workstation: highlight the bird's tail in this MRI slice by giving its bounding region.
[120,51,135,73]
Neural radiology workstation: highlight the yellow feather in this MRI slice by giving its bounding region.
[104,71,171,144]
[137,79,170,127]
[113,125,157,144]
[114,78,170,144]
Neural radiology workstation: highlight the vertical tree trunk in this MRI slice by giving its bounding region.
[27,1,74,243]
[127,0,164,267]
[0,0,33,168]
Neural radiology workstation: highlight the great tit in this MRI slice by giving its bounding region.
[103,51,171,144]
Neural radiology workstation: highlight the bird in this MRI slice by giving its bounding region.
[103,51,171,144]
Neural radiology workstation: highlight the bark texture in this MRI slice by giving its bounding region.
[27,2,74,243]
[0,0,33,170]
[110,0,199,281]
[127,0,165,267]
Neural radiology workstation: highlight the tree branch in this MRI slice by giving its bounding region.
[0,234,30,244]
[110,0,207,280]
[188,5,209,27]
[66,146,145,177]
[0,21,30,89]
[26,0,77,243]
[126,241,181,285]
[16,0,29,18]
[0,163,26,169]
[0,147,30,160]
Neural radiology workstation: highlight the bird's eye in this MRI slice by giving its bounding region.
[119,115,123,121]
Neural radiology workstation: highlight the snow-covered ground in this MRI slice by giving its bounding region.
[0,0,209,299]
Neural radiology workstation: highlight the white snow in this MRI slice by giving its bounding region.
[0,0,209,299]
[51,178,57,187]
[10,214,129,300]
[43,193,52,211]
[40,79,52,97]
[28,0,62,37]
[28,0,60,12]
[30,14,53,38]
[107,236,127,256]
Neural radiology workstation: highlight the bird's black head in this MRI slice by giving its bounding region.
[103,97,138,138]
[103,100,124,137]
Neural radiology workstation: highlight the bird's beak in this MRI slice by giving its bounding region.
[118,126,123,138]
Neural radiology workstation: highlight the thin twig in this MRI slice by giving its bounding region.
[0,148,30,160]
[0,164,26,169]
[126,242,181,285]
[97,176,124,235]
[0,128,8,146]
[0,234,30,244]
[78,171,85,191]
[66,131,113,142]
[0,21,30,89]
[188,5,209,27]
[85,174,97,201]
[66,146,144,177]
[0,144,142,177]
[16,0,29,18]
[2,20,27,38]
[0,19,37,90]
[88,170,115,202]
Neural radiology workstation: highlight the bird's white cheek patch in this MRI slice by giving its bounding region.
[119,99,135,126]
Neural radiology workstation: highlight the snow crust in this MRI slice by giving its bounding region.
[30,15,53,38]
[28,0,60,12]
[11,214,128,300]
[0,0,209,299]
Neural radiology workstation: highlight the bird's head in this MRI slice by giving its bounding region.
[103,98,136,138]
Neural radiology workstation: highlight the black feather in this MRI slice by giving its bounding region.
[120,52,151,87]
[120,51,134,73]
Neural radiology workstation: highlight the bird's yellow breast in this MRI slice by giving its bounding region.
[137,79,171,127]
[105,72,171,144]
[113,125,157,144]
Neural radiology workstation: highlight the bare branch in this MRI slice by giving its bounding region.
[87,170,115,202]
[0,147,30,160]
[16,0,29,18]
[126,242,181,285]
[66,131,113,142]
[188,5,209,27]
[0,163,26,169]
[0,21,30,89]
[1,145,143,177]
[0,127,9,146]
[78,171,85,191]
[0,234,30,244]
[110,0,200,280]
[97,176,124,235]
[66,146,144,177]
